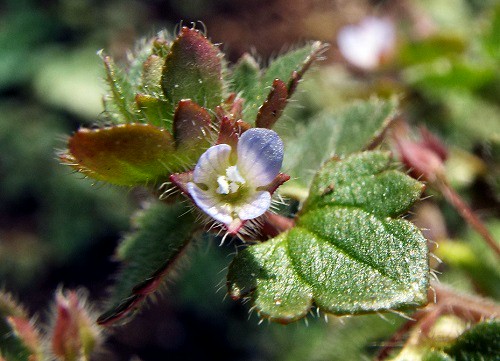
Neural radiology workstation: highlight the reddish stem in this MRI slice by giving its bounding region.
[436,178,500,258]
[376,283,500,360]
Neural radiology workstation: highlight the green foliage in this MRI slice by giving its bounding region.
[437,221,500,300]
[228,151,428,322]
[235,42,325,122]
[283,97,398,188]
[482,4,500,61]
[445,321,500,360]
[102,54,137,123]
[230,54,261,116]
[98,202,196,325]
[63,123,178,186]
[161,27,224,113]
[397,34,466,66]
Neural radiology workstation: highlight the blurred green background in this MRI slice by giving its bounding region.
[0,0,498,360]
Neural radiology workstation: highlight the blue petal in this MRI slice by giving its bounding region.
[187,183,233,225]
[193,144,232,185]
[237,128,284,187]
[236,191,271,220]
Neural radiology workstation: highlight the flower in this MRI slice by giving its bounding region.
[337,16,395,71]
[186,128,286,234]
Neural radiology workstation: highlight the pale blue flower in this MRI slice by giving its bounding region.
[187,128,284,233]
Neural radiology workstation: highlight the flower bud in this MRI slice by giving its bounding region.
[394,127,447,183]
[51,290,100,361]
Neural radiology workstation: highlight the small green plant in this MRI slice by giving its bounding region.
[57,26,429,326]
[1,13,499,359]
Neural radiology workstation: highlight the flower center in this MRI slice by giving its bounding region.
[216,165,246,195]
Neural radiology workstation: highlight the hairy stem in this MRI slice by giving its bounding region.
[376,282,500,360]
[436,178,500,258]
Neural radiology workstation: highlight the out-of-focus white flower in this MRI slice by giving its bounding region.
[337,17,395,71]
[186,128,285,234]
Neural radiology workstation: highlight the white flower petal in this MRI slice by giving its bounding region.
[237,128,284,187]
[236,191,271,220]
[193,144,232,185]
[187,182,234,225]
[337,17,395,70]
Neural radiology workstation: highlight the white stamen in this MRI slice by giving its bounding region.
[217,175,230,194]
[216,166,246,195]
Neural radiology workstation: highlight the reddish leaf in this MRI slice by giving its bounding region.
[162,27,223,111]
[255,79,288,129]
[63,123,176,186]
[287,41,328,96]
[7,317,40,356]
[173,100,212,150]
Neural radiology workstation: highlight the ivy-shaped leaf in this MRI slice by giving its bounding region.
[228,151,428,323]
[98,202,196,326]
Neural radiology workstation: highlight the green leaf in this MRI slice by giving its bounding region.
[482,4,500,61]
[242,42,325,122]
[262,42,324,93]
[445,321,500,360]
[63,123,178,186]
[403,60,495,93]
[98,202,196,326]
[282,97,398,188]
[441,91,500,147]
[397,34,466,66]
[230,53,261,119]
[135,94,172,129]
[141,54,165,95]
[101,54,136,123]
[228,151,428,323]
[436,221,500,300]
[161,27,223,113]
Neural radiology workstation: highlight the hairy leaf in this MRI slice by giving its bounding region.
[262,42,325,94]
[283,97,398,188]
[141,54,165,95]
[161,27,223,113]
[241,42,326,122]
[255,79,288,129]
[228,151,428,323]
[101,54,136,123]
[230,53,261,118]
[0,292,32,361]
[98,202,196,326]
[445,321,500,361]
[135,94,172,129]
[173,99,212,151]
[63,123,177,186]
